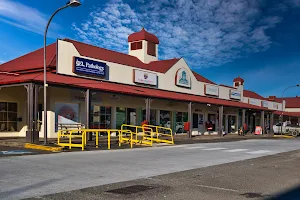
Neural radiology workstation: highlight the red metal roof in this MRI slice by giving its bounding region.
[192,71,215,84]
[273,111,300,117]
[0,38,214,85]
[274,97,300,108]
[244,90,265,100]
[0,72,268,111]
[233,76,244,83]
[128,28,159,44]
[0,43,56,73]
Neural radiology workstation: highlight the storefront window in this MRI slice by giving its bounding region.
[175,112,188,133]
[0,102,17,132]
[90,105,111,129]
[142,109,156,125]
[160,110,171,128]
[116,107,136,129]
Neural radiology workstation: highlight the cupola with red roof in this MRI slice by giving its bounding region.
[128,28,159,64]
[233,76,244,88]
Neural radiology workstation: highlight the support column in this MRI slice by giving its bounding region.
[261,111,265,134]
[85,89,92,141]
[34,85,39,131]
[298,117,300,126]
[25,84,37,143]
[270,112,274,134]
[242,109,246,135]
[266,113,270,134]
[218,106,224,137]
[188,102,192,138]
[145,98,151,123]
[225,114,229,133]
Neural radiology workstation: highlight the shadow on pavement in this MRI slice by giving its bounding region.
[266,185,300,200]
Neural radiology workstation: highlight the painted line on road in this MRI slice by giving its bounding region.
[223,149,249,153]
[246,150,271,154]
[184,146,207,150]
[202,147,227,151]
[195,184,239,192]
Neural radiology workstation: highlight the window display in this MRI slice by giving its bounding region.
[175,112,188,133]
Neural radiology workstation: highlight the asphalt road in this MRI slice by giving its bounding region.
[1,138,300,200]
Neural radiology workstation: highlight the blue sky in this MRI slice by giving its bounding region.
[1,0,300,97]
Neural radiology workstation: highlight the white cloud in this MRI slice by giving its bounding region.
[73,0,285,68]
[0,0,59,37]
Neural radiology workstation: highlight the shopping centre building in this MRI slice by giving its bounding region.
[0,28,299,140]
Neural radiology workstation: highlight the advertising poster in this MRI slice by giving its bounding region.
[55,103,79,131]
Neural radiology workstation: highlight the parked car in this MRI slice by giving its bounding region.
[273,121,300,136]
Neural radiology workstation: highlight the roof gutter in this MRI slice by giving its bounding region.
[0,71,19,76]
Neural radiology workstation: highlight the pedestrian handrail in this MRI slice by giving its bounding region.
[57,129,86,150]
[81,129,120,150]
[120,124,153,147]
[142,124,174,145]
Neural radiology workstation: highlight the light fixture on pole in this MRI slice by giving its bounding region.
[43,0,81,145]
[280,84,300,135]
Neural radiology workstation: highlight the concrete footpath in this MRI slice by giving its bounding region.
[25,149,300,200]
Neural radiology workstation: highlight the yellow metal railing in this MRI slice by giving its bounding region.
[57,129,86,150]
[82,129,122,150]
[120,124,153,147]
[142,124,174,145]
[57,124,173,151]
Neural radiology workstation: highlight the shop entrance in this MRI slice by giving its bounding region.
[227,115,237,133]
[192,113,204,134]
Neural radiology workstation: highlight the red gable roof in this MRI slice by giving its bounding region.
[0,72,268,111]
[274,97,300,108]
[244,90,265,100]
[128,28,159,44]
[0,43,56,73]
[192,71,215,84]
[0,38,216,86]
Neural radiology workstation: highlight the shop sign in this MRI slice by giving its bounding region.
[73,56,107,77]
[205,84,219,96]
[262,101,269,108]
[249,98,260,106]
[133,69,157,86]
[175,68,191,88]
[230,90,241,100]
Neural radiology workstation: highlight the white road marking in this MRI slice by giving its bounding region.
[202,147,227,151]
[246,150,271,154]
[195,184,239,192]
[185,146,207,149]
[223,149,249,153]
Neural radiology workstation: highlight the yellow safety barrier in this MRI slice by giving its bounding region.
[120,124,153,147]
[82,129,121,150]
[57,129,86,150]
[142,124,174,145]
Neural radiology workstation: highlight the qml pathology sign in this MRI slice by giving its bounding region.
[205,84,219,96]
[133,69,157,86]
[73,57,107,77]
[230,90,241,100]
[175,68,191,88]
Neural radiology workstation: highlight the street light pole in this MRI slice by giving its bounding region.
[43,0,81,145]
[280,84,300,135]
